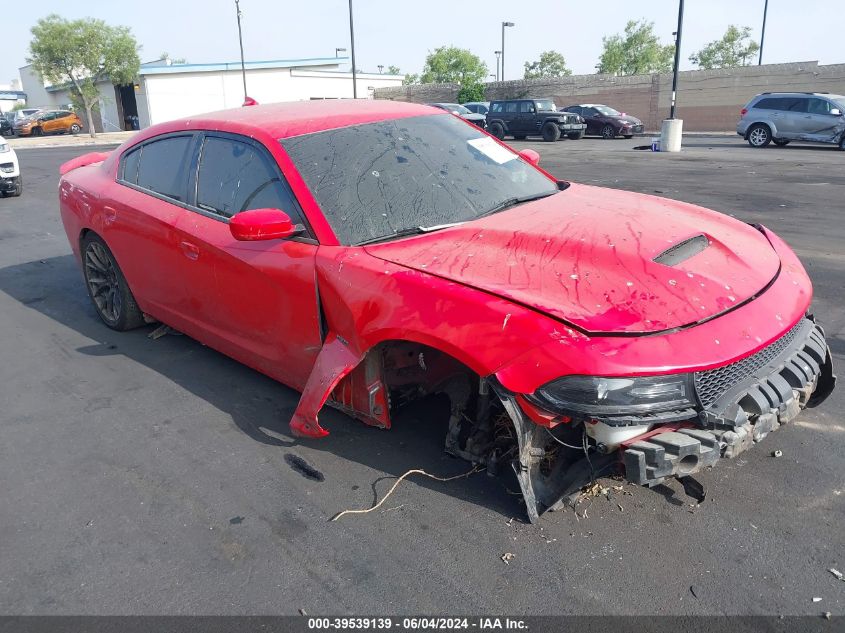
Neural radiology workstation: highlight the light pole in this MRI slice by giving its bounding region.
[348,0,357,98]
[758,0,769,65]
[378,65,384,74]
[501,22,514,81]
[335,47,347,58]
[234,0,247,102]
[669,0,684,120]
[494,50,501,81]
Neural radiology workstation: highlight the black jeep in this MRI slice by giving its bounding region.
[485,99,586,142]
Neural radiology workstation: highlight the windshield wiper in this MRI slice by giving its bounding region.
[477,191,558,219]
[357,222,466,246]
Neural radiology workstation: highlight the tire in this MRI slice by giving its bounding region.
[488,121,505,140]
[838,133,845,151]
[624,134,634,139]
[70,123,81,134]
[567,130,585,140]
[513,134,527,140]
[773,139,790,147]
[541,122,560,142]
[747,124,772,147]
[32,126,43,137]
[81,233,145,331]
[10,176,22,197]
[601,124,617,139]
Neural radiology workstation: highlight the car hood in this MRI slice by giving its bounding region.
[610,114,642,124]
[364,183,781,335]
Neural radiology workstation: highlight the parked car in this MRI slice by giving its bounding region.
[14,110,83,137]
[0,112,13,136]
[0,137,22,196]
[486,99,586,141]
[462,101,490,115]
[561,104,644,139]
[427,103,486,128]
[57,100,834,523]
[737,92,845,149]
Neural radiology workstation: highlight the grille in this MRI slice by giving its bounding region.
[694,319,806,408]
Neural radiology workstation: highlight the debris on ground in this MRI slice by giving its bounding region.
[812,597,822,603]
[824,612,832,620]
[829,568,844,581]
[299,609,307,616]
[148,324,182,340]
[330,465,480,521]
[772,449,783,458]
[501,552,515,565]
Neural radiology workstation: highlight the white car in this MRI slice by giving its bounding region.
[0,138,21,197]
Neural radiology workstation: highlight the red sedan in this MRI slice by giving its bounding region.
[58,100,835,522]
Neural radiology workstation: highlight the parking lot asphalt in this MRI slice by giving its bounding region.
[1,138,843,616]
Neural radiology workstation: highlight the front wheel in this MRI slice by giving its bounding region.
[81,234,145,331]
[10,176,22,197]
[567,130,585,140]
[70,123,81,134]
[31,127,43,137]
[601,124,616,139]
[839,133,845,151]
[488,121,505,140]
[541,122,560,142]
[747,124,771,147]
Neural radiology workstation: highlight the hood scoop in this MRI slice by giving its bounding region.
[654,234,710,266]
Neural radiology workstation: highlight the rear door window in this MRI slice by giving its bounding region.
[135,135,194,201]
[807,98,832,115]
[195,135,303,223]
[490,102,503,114]
[754,98,782,110]
[120,147,141,184]
[505,102,518,113]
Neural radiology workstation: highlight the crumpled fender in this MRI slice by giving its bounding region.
[290,332,364,438]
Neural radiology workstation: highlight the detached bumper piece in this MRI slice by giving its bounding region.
[625,317,835,486]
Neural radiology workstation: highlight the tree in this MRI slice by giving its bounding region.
[28,15,140,138]
[420,46,488,86]
[597,20,674,76]
[523,50,572,79]
[689,25,760,69]
[386,65,401,75]
[159,51,187,65]
[402,73,420,86]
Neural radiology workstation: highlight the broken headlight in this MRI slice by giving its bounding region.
[527,374,695,416]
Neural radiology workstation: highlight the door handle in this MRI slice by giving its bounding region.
[103,206,117,225]
[179,240,200,260]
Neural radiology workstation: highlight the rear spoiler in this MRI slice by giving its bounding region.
[59,151,112,176]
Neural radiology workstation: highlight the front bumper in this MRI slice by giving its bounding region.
[623,317,835,485]
[0,175,20,193]
[558,122,587,132]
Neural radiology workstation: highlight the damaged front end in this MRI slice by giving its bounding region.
[493,316,835,522]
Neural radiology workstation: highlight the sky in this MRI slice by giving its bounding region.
[2,0,838,87]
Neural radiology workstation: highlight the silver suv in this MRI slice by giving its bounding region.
[737,92,845,149]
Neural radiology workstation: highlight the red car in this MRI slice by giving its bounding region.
[58,100,835,522]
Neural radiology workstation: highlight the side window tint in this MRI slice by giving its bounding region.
[505,102,518,113]
[196,137,302,222]
[136,136,193,201]
[121,147,141,184]
[808,99,830,115]
[783,98,807,112]
[519,101,532,113]
[754,98,776,110]
[491,103,503,113]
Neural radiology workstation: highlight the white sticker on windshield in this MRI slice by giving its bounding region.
[467,136,517,165]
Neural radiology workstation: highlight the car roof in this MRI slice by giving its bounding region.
[754,92,844,99]
[147,100,442,140]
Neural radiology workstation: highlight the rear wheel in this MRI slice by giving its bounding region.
[81,234,145,331]
[488,121,505,140]
[567,130,585,140]
[601,124,616,139]
[541,122,560,142]
[747,124,771,147]
[773,138,790,147]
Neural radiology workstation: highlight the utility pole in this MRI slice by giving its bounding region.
[348,0,357,98]
[758,0,769,65]
[494,50,501,82]
[669,0,684,119]
[501,22,514,81]
[235,0,247,101]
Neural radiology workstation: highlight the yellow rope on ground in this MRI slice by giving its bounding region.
[330,465,482,522]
